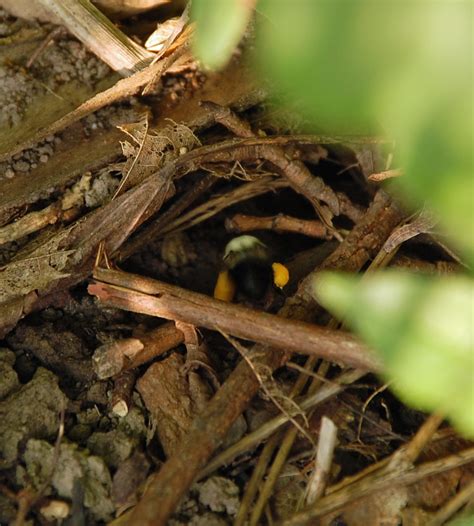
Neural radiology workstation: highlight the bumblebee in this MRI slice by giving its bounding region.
[213,235,289,302]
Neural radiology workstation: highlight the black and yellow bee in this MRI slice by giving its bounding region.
[213,235,289,302]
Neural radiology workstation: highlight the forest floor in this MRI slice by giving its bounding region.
[0,5,472,526]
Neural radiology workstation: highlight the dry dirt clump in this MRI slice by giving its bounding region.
[0,367,66,464]
[32,38,110,88]
[0,8,112,180]
[0,63,39,128]
[0,34,109,130]
[0,135,60,178]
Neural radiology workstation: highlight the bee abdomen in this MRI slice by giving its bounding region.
[230,260,272,300]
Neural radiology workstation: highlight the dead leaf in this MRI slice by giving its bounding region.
[118,117,200,190]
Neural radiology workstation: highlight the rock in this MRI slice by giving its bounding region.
[13,160,30,172]
[0,359,19,400]
[23,439,114,522]
[196,476,240,516]
[86,407,147,469]
[0,367,66,463]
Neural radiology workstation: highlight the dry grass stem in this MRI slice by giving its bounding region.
[282,447,474,525]
[305,416,338,505]
[199,369,366,479]
[427,478,474,526]
[161,177,289,236]
[36,0,154,74]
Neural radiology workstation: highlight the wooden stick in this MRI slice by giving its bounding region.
[127,323,184,371]
[93,338,144,379]
[335,192,365,223]
[110,369,137,417]
[226,213,332,239]
[390,412,445,467]
[92,322,185,379]
[0,203,63,247]
[125,190,403,525]
[89,270,380,372]
[200,101,340,231]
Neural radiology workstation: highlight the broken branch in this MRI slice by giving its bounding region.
[89,269,380,372]
[226,213,332,239]
[92,323,184,379]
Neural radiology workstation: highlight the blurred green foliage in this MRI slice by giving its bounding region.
[254,0,472,261]
[447,516,474,526]
[191,0,252,70]
[314,272,474,436]
[191,0,473,436]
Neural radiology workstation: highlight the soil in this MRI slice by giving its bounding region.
[0,5,469,526]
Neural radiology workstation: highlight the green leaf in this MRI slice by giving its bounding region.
[191,0,253,70]
[313,271,474,437]
[447,516,474,526]
[254,0,473,262]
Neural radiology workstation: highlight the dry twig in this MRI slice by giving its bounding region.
[92,323,184,379]
[201,101,341,233]
[89,269,380,372]
[93,338,144,379]
[390,413,445,467]
[139,177,289,238]
[226,213,332,239]
[26,26,65,68]
[0,203,74,247]
[110,369,137,417]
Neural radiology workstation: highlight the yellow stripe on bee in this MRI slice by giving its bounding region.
[213,270,236,302]
[272,262,289,288]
